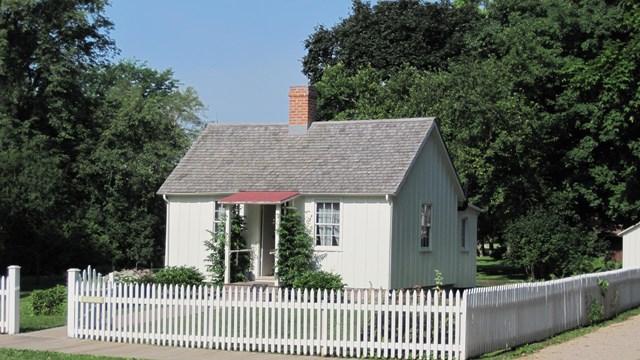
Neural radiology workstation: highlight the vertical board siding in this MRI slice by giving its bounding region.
[391,131,475,288]
[623,226,640,269]
[166,195,216,273]
[69,267,465,359]
[303,196,391,289]
[465,268,640,358]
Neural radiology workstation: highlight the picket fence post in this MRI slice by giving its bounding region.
[6,266,20,335]
[67,268,80,338]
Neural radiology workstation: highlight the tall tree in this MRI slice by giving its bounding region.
[0,0,115,274]
[73,61,205,268]
[302,0,482,84]
[305,0,640,269]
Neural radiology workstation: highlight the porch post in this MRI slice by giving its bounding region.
[224,204,232,284]
[274,204,281,287]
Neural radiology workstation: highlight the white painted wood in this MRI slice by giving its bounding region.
[302,196,392,289]
[391,130,477,288]
[4,266,19,335]
[622,223,640,269]
[464,268,640,358]
[165,195,217,273]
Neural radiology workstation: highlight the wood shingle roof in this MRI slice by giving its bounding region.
[157,117,435,195]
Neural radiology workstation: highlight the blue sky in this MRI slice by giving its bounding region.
[106,1,355,124]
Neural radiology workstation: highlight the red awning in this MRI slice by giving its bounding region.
[218,191,300,204]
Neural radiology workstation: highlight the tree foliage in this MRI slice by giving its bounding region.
[302,0,482,83]
[305,0,640,276]
[504,209,602,280]
[0,0,205,275]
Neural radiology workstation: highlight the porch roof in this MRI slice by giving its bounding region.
[218,191,300,204]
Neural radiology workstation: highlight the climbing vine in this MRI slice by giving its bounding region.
[204,205,251,284]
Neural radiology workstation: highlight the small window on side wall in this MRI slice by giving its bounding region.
[420,203,432,249]
[461,217,467,250]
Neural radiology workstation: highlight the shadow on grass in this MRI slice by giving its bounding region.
[477,257,528,286]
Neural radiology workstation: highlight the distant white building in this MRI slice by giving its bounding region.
[157,86,478,289]
[621,222,640,269]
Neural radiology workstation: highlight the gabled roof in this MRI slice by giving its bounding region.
[158,118,437,195]
[620,221,640,236]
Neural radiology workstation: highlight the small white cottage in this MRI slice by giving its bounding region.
[621,222,640,269]
[157,86,478,289]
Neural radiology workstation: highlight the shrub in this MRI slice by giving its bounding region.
[276,207,314,288]
[292,271,344,291]
[112,268,155,284]
[31,285,67,315]
[504,208,602,280]
[154,266,205,286]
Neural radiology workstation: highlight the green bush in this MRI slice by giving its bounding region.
[154,266,205,286]
[292,271,344,291]
[276,207,314,288]
[31,285,67,315]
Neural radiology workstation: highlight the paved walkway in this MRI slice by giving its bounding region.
[0,327,324,359]
[523,314,640,360]
[1,315,640,359]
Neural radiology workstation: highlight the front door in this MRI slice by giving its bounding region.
[260,205,276,277]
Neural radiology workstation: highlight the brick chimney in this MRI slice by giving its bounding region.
[288,85,317,135]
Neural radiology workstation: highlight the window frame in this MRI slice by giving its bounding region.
[213,201,223,233]
[420,202,432,251]
[460,217,468,251]
[314,201,342,250]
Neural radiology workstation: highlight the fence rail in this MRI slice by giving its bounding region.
[465,267,640,358]
[67,267,465,359]
[0,266,20,335]
[67,267,640,359]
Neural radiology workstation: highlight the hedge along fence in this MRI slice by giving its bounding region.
[464,267,640,358]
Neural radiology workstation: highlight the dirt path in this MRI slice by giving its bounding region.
[522,314,640,360]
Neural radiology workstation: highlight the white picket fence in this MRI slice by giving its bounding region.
[67,267,640,359]
[465,267,640,358]
[0,266,20,335]
[67,267,465,359]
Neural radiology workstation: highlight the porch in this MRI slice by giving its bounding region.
[218,191,299,285]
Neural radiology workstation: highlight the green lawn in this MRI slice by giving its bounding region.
[19,275,67,332]
[20,291,67,332]
[0,348,127,360]
[476,256,528,287]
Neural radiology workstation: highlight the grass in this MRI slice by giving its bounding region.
[0,348,128,360]
[19,275,67,332]
[476,256,527,287]
[476,305,640,359]
[20,290,67,332]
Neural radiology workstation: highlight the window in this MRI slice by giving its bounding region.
[213,201,222,232]
[461,217,467,249]
[421,203,432,248]
[316,202,340,246]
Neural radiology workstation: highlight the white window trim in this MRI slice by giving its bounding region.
[213,200,223,233]
[419,202,433,252]
[312,199,343,252]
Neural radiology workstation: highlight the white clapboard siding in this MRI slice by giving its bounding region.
[68,267,465,359]
[464,268,640,358]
